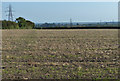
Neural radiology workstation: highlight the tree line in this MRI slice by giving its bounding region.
[2,17,35,29]
[35,22,118,29]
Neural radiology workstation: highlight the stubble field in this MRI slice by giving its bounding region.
[2,29,119,79]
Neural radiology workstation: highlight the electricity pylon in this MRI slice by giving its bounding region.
[6,4,14,21]
[70,18,72,27]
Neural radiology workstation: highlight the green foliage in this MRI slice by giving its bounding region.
[2,17,35,29]
[16,17,35,29]
[26,20,35,29]
[2,20,19,29]
[16,17,26,28]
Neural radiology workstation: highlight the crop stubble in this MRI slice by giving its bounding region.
[2,29,119,79]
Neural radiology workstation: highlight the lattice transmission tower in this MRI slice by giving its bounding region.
[70,18,72,27]
[6,4,14,21]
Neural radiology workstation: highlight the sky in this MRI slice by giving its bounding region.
[2,2,118,23]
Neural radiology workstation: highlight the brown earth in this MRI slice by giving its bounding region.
[2,29,119,79]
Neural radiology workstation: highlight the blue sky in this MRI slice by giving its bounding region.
[2,2,118,23]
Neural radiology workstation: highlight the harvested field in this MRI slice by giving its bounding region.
[2,29,119,79]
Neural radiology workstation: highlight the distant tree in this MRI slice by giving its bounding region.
[57,23,61,27]
[2,20,19,29]
[2,17,35,29]
[52,23,56,27]
[26,20,35,29]
[16,17,26,29]
[16,17,35,29]
[77,23,79,25]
